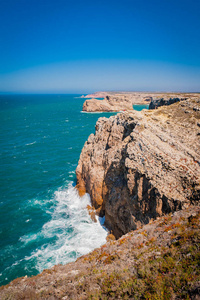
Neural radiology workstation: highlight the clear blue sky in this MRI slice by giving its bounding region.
[0,0,200,93]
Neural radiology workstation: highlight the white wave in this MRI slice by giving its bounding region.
[81,111,104,114]
[23,184,107,272]
[25,141,36,146]
[81,111,115,114]
[68,171,75,174]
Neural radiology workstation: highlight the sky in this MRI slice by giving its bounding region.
[0,0,200,93]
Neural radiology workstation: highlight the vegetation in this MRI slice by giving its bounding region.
[0,210,199,299]
[88,213,200,299]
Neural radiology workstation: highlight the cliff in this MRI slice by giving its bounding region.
[1,206,199,299]
[82,92,199,112]
[77,97,200,238]
[149,97,187,109]
[82,92,151,112]
[82,95,134,112]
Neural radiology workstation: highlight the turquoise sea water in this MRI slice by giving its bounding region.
[133,104,149,111]
[0,95,148,286]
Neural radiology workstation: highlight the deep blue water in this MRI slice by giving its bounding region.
[0,94,148,286]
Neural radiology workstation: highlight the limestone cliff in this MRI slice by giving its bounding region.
[149,97,187,109]
[82,95,134,112]
[82,92,199,112]
[77,98,200,238]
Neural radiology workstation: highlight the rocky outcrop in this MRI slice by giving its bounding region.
[82,92,200,112]
[84,91,108,98]
[82,95,134,112]
[77,98,200,238]
[82,92,152,112]
[1,206,199,299]
[149,97,187,109]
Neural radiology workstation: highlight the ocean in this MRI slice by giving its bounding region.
[0,94,148,286]
[133,104,149,111]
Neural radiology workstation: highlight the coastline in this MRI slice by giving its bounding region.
[81,91,199,112]
[0,93,199,298]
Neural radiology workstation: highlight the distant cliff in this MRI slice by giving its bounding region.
[82,92,200,112]
[82,92,153,112]
[149,97,187,109]
[82,95,134,112]
[77,97,200,238]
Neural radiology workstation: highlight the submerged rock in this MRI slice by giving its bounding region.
[77,98,200,238]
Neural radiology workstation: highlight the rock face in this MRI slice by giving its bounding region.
[76,98,200,238]
[149,97,187,109]
[82,95,134,112]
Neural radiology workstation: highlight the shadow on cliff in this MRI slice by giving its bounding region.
[102,144,183,239]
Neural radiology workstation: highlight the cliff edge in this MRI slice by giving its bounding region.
[77,97,200,238]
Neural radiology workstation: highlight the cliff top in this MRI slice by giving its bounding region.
[84,91,200,98]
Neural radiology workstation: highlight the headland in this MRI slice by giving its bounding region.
[82,91,200,112]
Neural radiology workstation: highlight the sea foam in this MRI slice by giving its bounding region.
[25,141,37,146]
[23,184,107,272]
